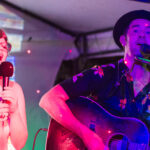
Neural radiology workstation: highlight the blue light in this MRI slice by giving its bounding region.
[6,56,15,81]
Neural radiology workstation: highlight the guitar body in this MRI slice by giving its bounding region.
[46,97,149,150]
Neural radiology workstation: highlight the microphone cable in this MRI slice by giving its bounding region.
[32,128,48,150]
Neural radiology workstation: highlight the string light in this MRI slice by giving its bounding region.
[69,49,72,53]
[107,130,112,134]
[26,49,31,54]
[36,89,40,94]
[124,60,128,65]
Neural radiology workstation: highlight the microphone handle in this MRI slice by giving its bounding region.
[134,56,150,65]
[0,76,10,124]
[3,77,9,91]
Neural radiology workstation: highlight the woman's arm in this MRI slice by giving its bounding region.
[2,82,28,150]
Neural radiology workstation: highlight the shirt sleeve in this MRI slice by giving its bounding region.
[59,64,116,99]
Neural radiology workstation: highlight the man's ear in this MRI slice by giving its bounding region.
[119,35,126,47]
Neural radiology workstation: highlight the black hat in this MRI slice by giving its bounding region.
[113,10,150,49]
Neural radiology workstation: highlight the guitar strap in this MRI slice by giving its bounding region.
[106,60,128,99]
[134,82,150,118]
[105,60,121,98]
[135,82,150,101]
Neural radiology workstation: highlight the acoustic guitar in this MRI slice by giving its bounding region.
[46,96,149,150]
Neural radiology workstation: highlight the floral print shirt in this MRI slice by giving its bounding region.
[60,59,150,128]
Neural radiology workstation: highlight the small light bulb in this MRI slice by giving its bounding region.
[107,130,112,134]
[36,89,40,94]
[124,60,128,65]
[69,49,72,53]
[27,49,31,54]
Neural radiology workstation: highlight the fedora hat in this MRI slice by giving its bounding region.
[113,10,150,49]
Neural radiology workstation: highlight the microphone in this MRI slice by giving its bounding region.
[134,57,150,65]
[135,44,150,65]
[0,61,14,90]
[0,62,13,121]
[140,44,150,57]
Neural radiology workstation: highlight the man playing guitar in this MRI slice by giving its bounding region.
[39,10,150,150]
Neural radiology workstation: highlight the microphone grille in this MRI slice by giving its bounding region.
[0,61,13,77]
[141,44,150,55]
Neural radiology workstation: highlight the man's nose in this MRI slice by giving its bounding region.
[138,30,145,38]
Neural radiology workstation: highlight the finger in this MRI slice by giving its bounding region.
[0,113,9,120]
[0,116,8,121]
[3,112,9,117]
[3,87,12,90]
[2,100,11,105]
[1,97,15,103]
[1,90,14,97]
[0,93,2,97]
[2,87,14,93]
[0,113,8,118]
[2,87,13,92]
[0,118,7,121]
[3,116,8,121]
[0,101,9,105]
[0,108,9,113]
[1,91,14,98]
[0,103,9,108]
